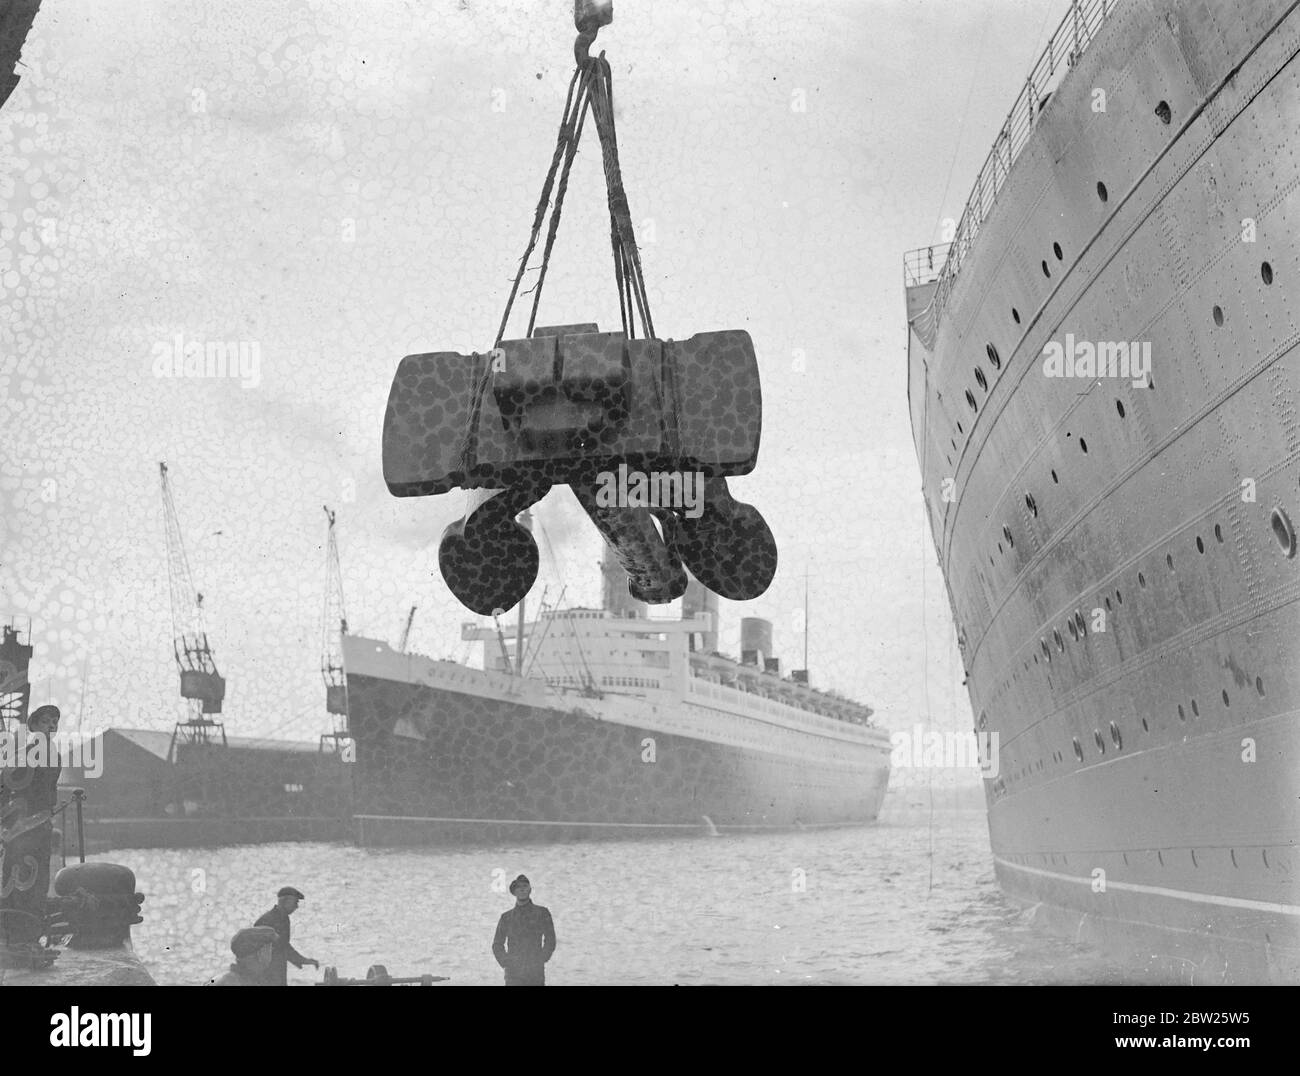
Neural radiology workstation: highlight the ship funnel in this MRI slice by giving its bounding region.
[682,575,719,652]
[601,546,647,619]
[740,617,773,668]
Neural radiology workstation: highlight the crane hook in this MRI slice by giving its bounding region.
[574,0,612,65]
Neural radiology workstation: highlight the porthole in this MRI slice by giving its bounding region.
[1177,704,1185,721]
[1262,262,1273,285]
[1116,588,1123,604]
[1271,507,1296,557]
[1222,689,1230,707]
[1080,438,1088,453]
[1041,259,1051,278]
[1074,610,1085,635]
[1166,553,1174,571]
[986,343,1001,369]
[1002,525,1014,547]
[1011,308,1021,325]
[1054,629,1064,652]
[957,421,963,434]
[1138,572,1146,588]
[1072,738,1083,761]
[1040,639,1050,660]
[1104,596,1112,611]
[1141,717,1148,732]
[1096,181,1108,202]
[1212,305,1224,326]
[1191,698,1199,717]
[1051,469,1058,484]
[1116,399,1125,418]
[1256,676,1265,696]
[1154,100,1171,124]
[975,366,988,391]
[1068,619,1078,641]
[1196,535,1204,554]
[979,710,987,730]
[1094,729,1105,754]
[966,389,977,411]
[1214,523,1223,543]
[1026,493,1038,516]
[1053,241,1063,261]
[1110,722,1122,749]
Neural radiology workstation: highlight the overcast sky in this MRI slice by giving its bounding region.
[0,0,1066,742]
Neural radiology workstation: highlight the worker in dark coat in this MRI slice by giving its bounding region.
[491,875,556,986]
[207,926,280,985]
[254,886,319,985]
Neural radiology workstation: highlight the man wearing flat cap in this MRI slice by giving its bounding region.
[491,875,556,986]
[254,886,319,985]
[208,926,280,985]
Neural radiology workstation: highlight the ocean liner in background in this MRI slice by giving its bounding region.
[906,0,1300,982]
[340,554,892,846]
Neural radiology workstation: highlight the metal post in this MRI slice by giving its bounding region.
[73,789,85,863]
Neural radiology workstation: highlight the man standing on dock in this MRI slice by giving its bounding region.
[254,886,320,985]
[208,926,280,985]
[492,875,556,986]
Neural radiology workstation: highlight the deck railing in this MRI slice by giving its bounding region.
[905,0,1123,327]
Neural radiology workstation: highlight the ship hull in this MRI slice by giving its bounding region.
[907,0,1300,982]
[345,671,891,845]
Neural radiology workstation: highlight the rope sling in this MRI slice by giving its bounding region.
[493,42,654,347]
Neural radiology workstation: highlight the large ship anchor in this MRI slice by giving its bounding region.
[381,2,776,615]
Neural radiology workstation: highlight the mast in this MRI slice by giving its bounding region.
[792,567,809,685]
[516,509,530,674]
[398,605,418,653]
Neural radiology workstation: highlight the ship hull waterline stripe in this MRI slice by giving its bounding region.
[354,814,875,830]
[994,855,1300,916]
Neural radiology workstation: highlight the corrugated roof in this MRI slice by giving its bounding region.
[110,728,175,760]
[102,728,322,759]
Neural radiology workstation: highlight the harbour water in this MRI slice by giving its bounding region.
[125,803,1139,986]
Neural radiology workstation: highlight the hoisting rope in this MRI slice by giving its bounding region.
[493,38,654,347]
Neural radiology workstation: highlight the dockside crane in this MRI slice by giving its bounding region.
[320,506,352,755]
[159,461,227,750]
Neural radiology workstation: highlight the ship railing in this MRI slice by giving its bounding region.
[903,242,952,288]
[905,0,1123,339]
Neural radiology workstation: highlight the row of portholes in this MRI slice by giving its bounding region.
[1037,609,1088,664]
[1070,720,1123,761]
[975,100,1185,444]
[1001,848,1276,872]
[1002,665,1269,778]
[1028,515,1243,668]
